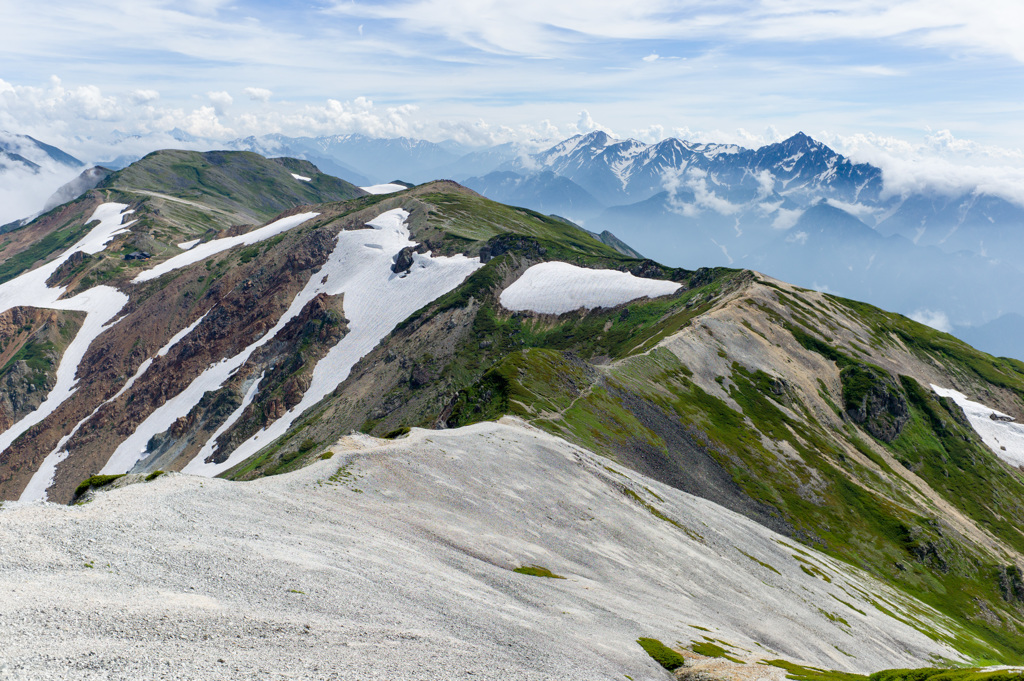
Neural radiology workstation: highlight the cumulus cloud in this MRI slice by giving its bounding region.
[633,124,665,144]
[206,90,233,115]
[773,208,804,230]
[753,169,775,199]
[573,109,613,136]
[184,105,234,138]
[130,89,160,104]
[642,53,659,62]
[909,308,953,333]
[242,87,272,102]
[829,129,1024,207]
[662,167,744,217]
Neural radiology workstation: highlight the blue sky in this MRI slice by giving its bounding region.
[2,0,1023,178]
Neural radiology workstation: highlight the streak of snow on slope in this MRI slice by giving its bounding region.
[0,419,966,677]
[931,385,1024,467]
[177,239,200,250]
[359,183,406,195]
[22,309,217,500]
[157,312,209,357]
[133,212,318,283]
[191,371,265,467]
[290,173,311,182]
[183,208,482,475]
[0,204,134,462]
[500,261,681,315]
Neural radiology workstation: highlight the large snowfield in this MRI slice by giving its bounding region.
[182,208,482,476]
[98,208,479,478]
[931,384,1024,467]
[0,419,965,680]
[500,261,681,314]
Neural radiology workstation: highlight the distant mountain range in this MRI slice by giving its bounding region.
[459,131,1024,361]
[0,131,88,229]
[3,127,1022,359]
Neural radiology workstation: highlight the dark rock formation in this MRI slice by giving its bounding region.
[841,364,909,442]
[392,243,428,273]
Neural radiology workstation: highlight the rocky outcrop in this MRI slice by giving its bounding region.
[0,308,84,430]
[0,360,54,431]
[841,364,910,442]
[391,243,428,273]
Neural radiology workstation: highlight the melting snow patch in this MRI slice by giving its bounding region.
[360,183,407,195]
[177,239,200,250]
[0,203,136,498]
[103,208,481,477]
[500,261,681,315]
[182,208,482,476]
[931,385,1024,467]
[291,173,311,182]
[134,212,318,283]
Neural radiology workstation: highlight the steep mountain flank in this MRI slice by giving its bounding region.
[0,307,85,429]
[2,151,1024,664]
[409,272,1024,660]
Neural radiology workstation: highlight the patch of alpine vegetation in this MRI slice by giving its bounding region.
[840,363,910,442]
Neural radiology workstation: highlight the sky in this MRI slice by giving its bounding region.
[1,0,1024,176]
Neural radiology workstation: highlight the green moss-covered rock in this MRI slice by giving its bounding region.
[841,364,909,442]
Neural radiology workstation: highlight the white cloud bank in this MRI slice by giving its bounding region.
[909,308,953,333]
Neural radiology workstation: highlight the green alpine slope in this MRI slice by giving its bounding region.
[0,150,365,288]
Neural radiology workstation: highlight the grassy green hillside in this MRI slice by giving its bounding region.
[0,150,365,288]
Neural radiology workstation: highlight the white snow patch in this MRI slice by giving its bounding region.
[0,204,134,455]
[133,212,318,283]
[359,183,407,195]
[189,371,265,469]
[17,449,71,504]
[499,261,680,315]
[291,173,311,182]
[177,239,200,250]
[182,208,482,476]
[99,209,479,476]
[931,384,1024,467]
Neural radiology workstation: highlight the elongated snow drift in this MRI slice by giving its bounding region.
[500,261,681,314]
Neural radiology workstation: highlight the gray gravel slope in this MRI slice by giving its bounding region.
[0,418,967,680]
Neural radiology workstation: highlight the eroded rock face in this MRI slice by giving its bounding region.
[998,565,1024,603]
[0,360,55,430]
[841,364,910,442]
[0,307,83,431]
